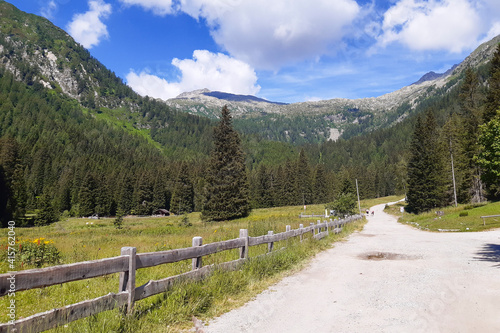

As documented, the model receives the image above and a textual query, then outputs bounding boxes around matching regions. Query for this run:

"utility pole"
[356,179,361,216]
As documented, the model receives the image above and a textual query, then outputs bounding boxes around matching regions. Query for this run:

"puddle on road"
[358,252,420,260]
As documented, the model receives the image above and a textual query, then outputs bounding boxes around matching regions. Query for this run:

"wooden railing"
[0,215,361,332]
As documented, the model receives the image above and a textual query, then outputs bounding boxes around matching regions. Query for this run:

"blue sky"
[7,0,500,103]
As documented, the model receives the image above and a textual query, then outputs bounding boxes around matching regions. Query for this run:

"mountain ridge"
[163,34,499,142]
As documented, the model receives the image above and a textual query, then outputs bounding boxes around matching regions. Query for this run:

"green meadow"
[385,200,500,232]
[0,202,369,332]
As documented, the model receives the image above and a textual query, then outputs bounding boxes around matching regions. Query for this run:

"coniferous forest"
[0,1,499,226]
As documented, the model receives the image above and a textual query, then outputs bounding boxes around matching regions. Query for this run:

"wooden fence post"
[317,220,322,233]
[324,220,329,235]
[267,231,274,253]
[310,222,315,236]
[286,225,291,232]
[239,229,249,259]
[192,236,203,270]
[299,224,304,242]
[119,247,136,314]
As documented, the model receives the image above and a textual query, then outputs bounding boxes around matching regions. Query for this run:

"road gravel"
[203,201,500,333]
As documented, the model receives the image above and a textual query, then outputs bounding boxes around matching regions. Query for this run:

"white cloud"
[121,0,360,70]
[40,0,57,20]
[198,0,361,69]
[119,0,174,16]
[67,0,112,49]
[126,50,260,100]
[378,0,484,53]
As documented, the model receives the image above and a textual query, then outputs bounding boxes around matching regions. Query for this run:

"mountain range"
[165,34,499,142]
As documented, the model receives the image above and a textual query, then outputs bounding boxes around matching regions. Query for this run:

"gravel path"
[203,201,500,333]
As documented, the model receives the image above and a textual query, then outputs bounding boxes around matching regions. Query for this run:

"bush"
[18,238,61,268]
[326,193,357,217]
[179,215,192,227]
[459,211,469,217]
[113,215,123,229]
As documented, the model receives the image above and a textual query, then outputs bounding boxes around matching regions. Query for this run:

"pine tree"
[254,164,273,208]
[201,106,250,221]
[152,172,167,210]
[133,172,153,216]
[312,163,328,204]
[272,165,285,207]
[78,173,96,217]
[282,159,299,206]
[170,163,194,214]
[117,174,134,215]
[36,192,57,226]
[0,166,9,226]
[406,110,447,213]
[296,149,313,205]
[458,67,484,202]
[484,44,500,122]
[441,114,471,204]
[476,115,500,199]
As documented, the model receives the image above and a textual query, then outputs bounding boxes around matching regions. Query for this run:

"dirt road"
[204,201,500,332]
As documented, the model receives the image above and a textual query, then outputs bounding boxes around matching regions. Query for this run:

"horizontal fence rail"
[0,215,361,332]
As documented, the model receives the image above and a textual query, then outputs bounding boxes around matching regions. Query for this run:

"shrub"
[18,238,61,268]
[113,214,123,229]
[459,211,469,217]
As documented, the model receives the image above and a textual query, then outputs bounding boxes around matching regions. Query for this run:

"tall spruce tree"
[458,67,484,202]
[476,115,500,199]
[170,163,194,214]
[484,44,500,122]
[201,106,250,221]
[296,148,313,205]
[441,114,471,204]
[406,110,447,213]
[312,163,328,204]
[78,173,96,217]
[253,164,273,208]
[282,159,299,206]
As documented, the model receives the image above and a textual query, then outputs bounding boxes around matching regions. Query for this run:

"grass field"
[384,200,500,232]
[0,202,371,332]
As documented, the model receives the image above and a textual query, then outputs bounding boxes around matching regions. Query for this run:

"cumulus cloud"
[119,0,174,16]
[377,0,486,53]
[119,0,360,70]
[126,50,260,100]
[67,0,112,49]
[40,0,57,20]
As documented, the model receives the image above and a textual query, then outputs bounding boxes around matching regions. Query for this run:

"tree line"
[406,46,500,213]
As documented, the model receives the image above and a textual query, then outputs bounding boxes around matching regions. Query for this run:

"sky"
[7,0,500,103]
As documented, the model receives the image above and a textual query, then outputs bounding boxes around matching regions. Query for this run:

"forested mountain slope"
[167,35,500,144]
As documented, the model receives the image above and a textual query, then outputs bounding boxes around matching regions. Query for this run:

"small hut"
[153,209,171,217]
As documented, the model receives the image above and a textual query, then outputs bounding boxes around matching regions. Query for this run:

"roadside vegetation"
[0,202,367,332]
[385,200,500,232]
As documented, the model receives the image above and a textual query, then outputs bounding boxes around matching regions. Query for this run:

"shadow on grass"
[475,244,500,268]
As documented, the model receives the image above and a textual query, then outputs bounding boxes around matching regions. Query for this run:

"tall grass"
[387,200,500,232]
[0,203,366,332]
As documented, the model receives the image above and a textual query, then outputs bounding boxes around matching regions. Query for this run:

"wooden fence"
[0,215,361,333]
